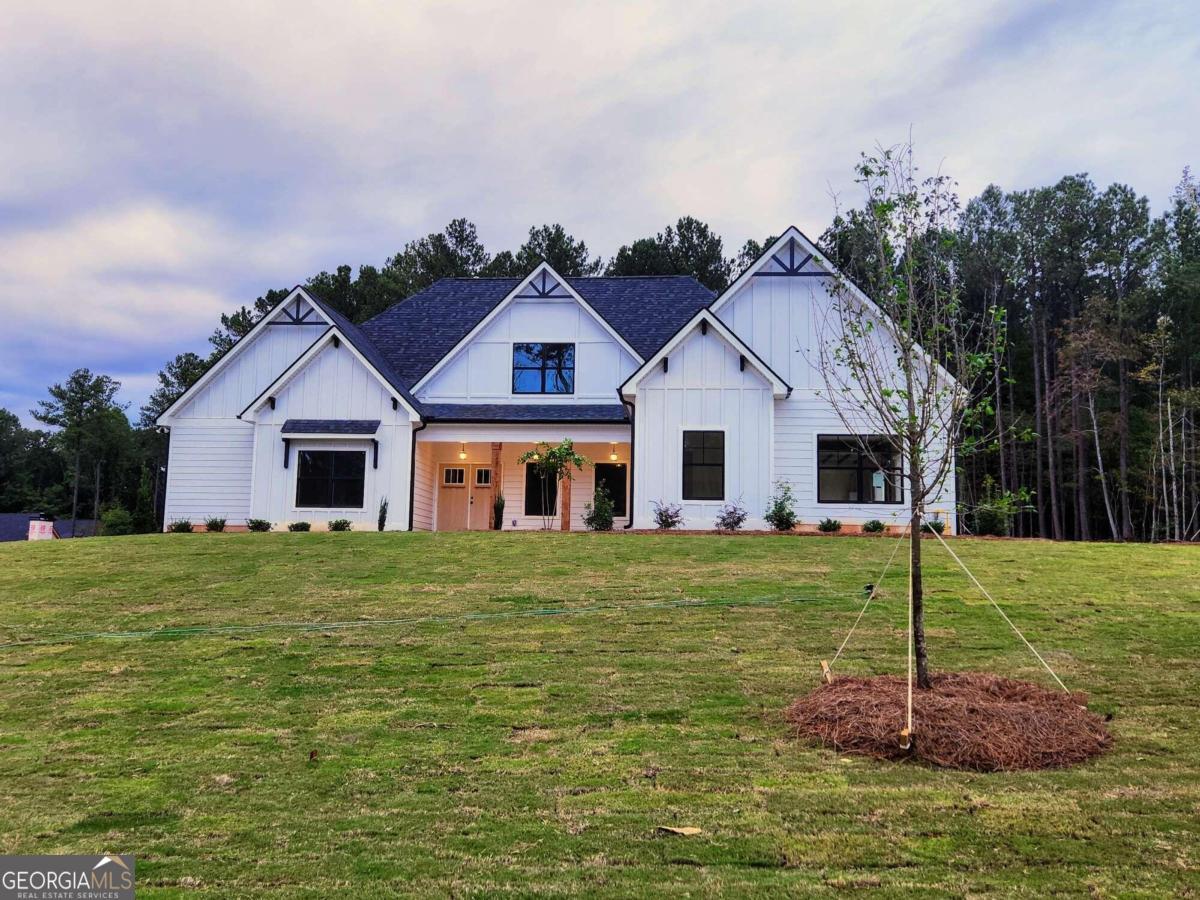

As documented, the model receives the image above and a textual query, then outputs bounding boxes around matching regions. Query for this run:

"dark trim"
[408,421,427,531]
[392,397,399,411]
[268,396,276,410]
[700,319,708,335]
[372,439,379,469]
[739,354,746,372]
[620,393,636,529]
[423,416,629,425]
[662,357,668,373]
[815,433,905,505]
[282,437,291,469]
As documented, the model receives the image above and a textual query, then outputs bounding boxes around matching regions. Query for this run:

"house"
[0,514,97,541]
[157,228,956,532]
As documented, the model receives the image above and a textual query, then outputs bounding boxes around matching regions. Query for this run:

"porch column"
[490,442,502,529]
[560,475,571,531]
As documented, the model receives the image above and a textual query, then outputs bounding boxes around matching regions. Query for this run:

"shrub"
[327,519,352,532]
[714,499,748,531]
[167,519,194,533]
[651,500,684,530]
[862,519,885,534]
[247,518,272,532]
[763,481,798,532]
[818,517,842,533]
[377,497,388,532]
[922,518,945,534]
[100,505,134,536]
[492,492,506,530]
[583,484,615,531]
[288,521,311,532]
[204,517,226,533]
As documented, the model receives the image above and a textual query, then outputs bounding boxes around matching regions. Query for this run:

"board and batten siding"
[249,340,414,530]
[162,423,255,525]
[719,272,956,530]
[633,324,774,529]
[418,292,639,404]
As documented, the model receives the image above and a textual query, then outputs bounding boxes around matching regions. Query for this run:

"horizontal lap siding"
[163,424,254,525]
[412,442,435,530]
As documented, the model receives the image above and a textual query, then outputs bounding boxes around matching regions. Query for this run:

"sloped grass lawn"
[0,532,1196,896]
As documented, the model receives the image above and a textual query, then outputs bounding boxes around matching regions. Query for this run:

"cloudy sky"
[2,0,1196,424]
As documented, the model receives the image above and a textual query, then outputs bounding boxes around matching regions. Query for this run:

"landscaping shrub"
[922,518,945,534]
[862,519,885,534]
[377,497,388,532]
[328,519,352,532]
[818,517,842,533]
[583,484,615,531]
[247,518,272,532]
[100,505,134,536]
[288,521,311,532]
[714,499,748,531]
[651,500,684,530]
[763,481,797,531]
[204,517,226,533]
[167,519,194,533]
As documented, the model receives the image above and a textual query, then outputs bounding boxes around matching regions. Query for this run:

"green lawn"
[0,532,1197,897]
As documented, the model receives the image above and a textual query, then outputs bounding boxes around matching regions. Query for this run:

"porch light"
[609,442,618,461]
[458,442,467,460]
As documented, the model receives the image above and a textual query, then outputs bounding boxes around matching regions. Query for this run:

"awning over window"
[280,419,381,436]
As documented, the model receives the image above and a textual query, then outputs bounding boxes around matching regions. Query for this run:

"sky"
[1,0,1197,426]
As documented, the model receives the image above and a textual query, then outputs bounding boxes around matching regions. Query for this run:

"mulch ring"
[785,672,1112,771]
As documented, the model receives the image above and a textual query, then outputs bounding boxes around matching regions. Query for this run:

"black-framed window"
[817,436,902,504]
[594,463,627,517]
[513,343,575,394]
[296,450,366,508]
[524,465,558,516]
[682,431,724,501]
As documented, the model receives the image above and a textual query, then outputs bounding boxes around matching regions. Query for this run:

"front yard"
[0,532,1196,895]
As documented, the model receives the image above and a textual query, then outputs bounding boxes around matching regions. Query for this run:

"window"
[682,431,724,501]
[443,467,465,485]
[594,463,627,517]
[475,468,492,486]
[524,464,558,516]
[817,436,902,504]
[296,450,366,508]
[513,343,575,394]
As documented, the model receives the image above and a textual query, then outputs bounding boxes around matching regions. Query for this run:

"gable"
[636,322,780,394]
[167,292,329,420]
[415,266,642,402]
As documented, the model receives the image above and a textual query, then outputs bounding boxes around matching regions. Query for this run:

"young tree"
[517,440,588,530]
[816,143,996,689]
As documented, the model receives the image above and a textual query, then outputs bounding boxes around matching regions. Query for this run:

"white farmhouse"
[157,228,955,532]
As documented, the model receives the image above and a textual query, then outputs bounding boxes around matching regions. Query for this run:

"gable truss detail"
[756,237,823,277]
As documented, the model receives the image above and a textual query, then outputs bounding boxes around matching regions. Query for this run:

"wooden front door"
[437,464,469,530]
[468,466,493,531]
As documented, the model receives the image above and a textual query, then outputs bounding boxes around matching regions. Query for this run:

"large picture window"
[296,450,366,508]
[513,343,575,394]
[817,436,902,504]
[524,464,559,516]
[682,431,724,501]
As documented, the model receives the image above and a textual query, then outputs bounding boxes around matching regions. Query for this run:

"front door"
[437,464,469,530]
[468,466,493,531]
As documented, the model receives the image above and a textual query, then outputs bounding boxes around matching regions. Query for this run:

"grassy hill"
[0,532,1197,896]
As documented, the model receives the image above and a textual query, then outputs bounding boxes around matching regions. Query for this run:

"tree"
[383,218,491,298]
[730,235,778,279]
[511,224,603,276]
[140,352,210,426]
[33,369,126,534]
[815,144,996,689]
[606,216,732,291]
[517,440,589,531]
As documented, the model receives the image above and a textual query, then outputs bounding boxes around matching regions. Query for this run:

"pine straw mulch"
[785,672,1112,771]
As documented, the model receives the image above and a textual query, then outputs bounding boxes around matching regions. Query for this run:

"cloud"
[0,0,1196,422]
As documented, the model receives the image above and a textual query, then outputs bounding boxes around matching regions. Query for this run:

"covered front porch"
[413,423,631,531]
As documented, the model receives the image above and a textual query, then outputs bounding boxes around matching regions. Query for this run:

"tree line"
[2,171,1196,540]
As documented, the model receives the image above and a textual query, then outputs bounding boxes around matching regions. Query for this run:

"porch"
[413,423,631,531]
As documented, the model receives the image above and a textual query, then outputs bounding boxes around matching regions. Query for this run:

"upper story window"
[513,343,575,394]
[817,436,903,504]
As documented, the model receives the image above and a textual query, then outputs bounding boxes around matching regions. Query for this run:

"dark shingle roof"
[281,419,381,435]
[421,404,628,423]
[359,276,714,389]
[0,513,39,542]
